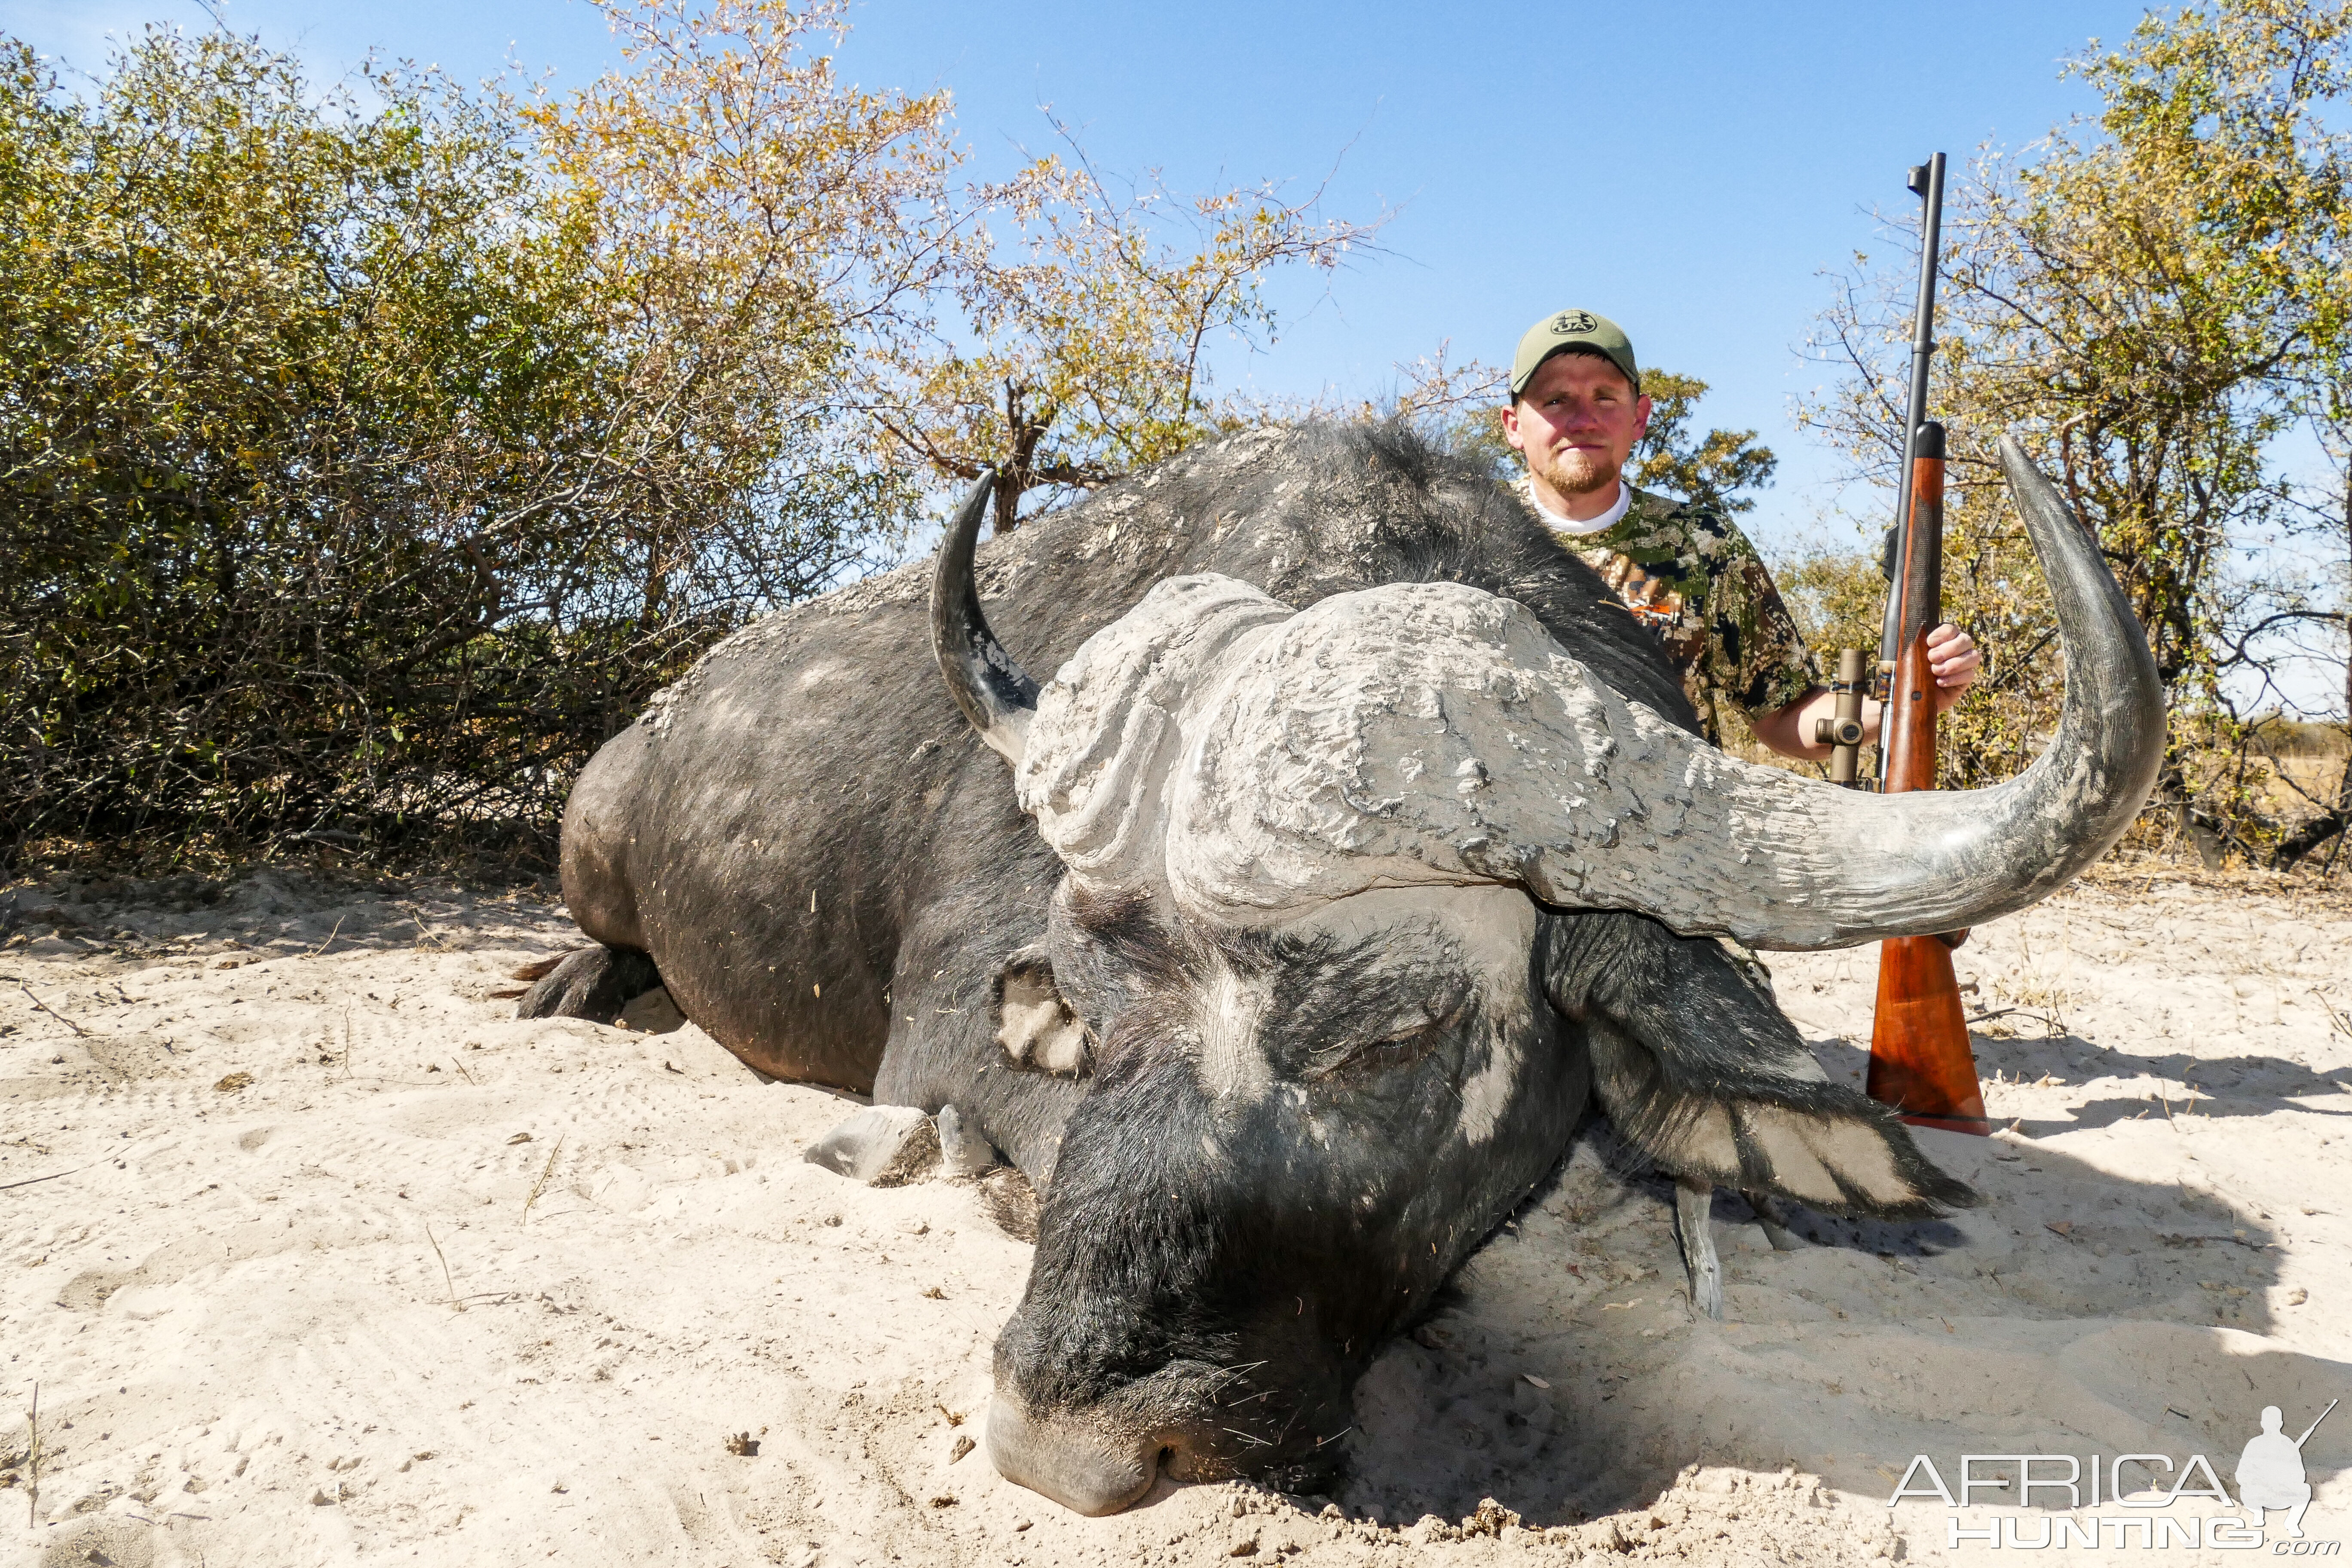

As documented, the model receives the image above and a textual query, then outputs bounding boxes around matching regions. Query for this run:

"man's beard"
[1535,444,1619,497]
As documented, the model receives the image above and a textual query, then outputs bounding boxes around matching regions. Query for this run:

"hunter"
[1502,307,1980,756]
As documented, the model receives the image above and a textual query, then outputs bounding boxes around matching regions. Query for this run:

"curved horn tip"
[1584,428,2161,949]
[930,467,1038,766]
[1997,436,2064,510]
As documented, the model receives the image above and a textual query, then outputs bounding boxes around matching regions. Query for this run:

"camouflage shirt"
[1515,476,1819,742]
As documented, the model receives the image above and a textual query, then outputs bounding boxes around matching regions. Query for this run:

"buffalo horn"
[1730,435,2166,943]
[1145,438,2162,949]
[930,469,1038,764]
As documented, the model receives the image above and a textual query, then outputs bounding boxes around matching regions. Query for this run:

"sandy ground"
[3,864,2349,1567]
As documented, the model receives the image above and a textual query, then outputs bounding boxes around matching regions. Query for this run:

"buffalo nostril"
[986,1399,1160,1516]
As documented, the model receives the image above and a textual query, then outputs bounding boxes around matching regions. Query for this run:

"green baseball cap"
[1509,308,1639,398]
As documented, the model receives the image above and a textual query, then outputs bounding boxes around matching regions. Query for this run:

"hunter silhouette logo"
[1550,309,1599,335]
[1884,1396,2339,1552]
[2240,1400,2334,1540]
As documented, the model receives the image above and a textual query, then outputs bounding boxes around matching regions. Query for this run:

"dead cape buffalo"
[522,422,2161,1515]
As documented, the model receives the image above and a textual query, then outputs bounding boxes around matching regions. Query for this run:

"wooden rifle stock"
[1865,423,1989,1134]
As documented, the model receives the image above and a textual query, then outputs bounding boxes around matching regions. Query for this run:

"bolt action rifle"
[1820,154,1990,1135]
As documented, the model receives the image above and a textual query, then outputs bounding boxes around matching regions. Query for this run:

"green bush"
[0,29,904,869]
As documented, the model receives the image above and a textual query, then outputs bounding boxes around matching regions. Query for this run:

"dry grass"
[423,1223,464,1314]
[22,1383,39,1528]
[521,1136,565,1228]
[2252,746,2349,816]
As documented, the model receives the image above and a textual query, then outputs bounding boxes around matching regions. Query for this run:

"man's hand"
[1926,622,1980,713]
[1751,622,1981,762]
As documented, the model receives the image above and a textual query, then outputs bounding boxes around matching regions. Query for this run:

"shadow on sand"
[1332,1079,2349,1532]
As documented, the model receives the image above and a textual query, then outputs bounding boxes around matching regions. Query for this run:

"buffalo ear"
[1543,912,1975,1219]
[994,945,1091,1077]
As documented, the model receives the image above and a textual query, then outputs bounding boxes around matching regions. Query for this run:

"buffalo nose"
[986,1398,1161,1516]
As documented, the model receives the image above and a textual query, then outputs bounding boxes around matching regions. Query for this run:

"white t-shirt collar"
[1523,475,1632,536]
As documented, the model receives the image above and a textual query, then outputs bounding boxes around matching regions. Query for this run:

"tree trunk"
[992,380,1053,536]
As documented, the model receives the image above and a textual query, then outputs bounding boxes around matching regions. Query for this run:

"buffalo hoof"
[937,1104,1004,1177]
[515,946,661,1023]
[803,1106,941,1186]
[986,1398,1160,1516]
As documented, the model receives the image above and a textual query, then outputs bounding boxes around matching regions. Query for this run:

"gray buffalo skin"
[531,424,1983,1513]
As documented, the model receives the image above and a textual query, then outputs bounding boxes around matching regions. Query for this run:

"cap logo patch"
[1551,310,1599,335]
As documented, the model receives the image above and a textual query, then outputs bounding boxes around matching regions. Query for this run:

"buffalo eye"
[1305,977,1472,1081]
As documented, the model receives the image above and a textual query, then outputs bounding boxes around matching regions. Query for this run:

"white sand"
[3,866,2348,1566]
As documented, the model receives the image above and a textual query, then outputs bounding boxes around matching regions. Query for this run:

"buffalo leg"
[1675,1180,1724,1320]
[1745,1189,1805,1251]
[515,945,661,1024]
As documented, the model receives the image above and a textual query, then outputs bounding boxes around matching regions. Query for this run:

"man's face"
[1503,351,1651,499]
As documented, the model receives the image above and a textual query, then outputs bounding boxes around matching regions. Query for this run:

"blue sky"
[20,0,2343,714]
[6,0,2163,562]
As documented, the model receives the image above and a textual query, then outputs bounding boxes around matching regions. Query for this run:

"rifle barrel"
[1875,152,1948,685]
[2297,1397,2338,1448]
